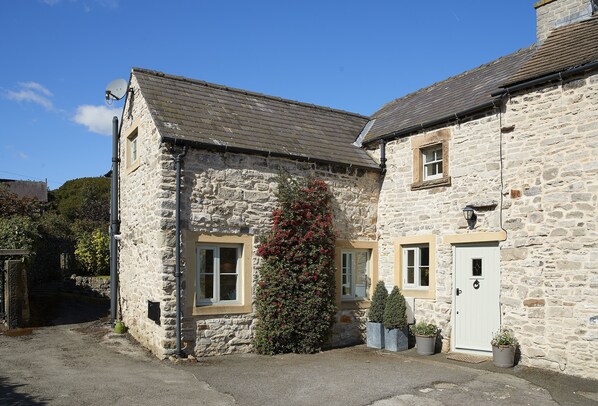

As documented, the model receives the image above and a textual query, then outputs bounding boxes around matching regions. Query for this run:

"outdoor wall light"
[463,205,476,229]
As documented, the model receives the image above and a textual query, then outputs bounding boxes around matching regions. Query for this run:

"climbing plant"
[254,176,337,354]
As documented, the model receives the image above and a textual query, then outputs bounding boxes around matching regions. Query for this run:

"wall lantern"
[463,205,476,229]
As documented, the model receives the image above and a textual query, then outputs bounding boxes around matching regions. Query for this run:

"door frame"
[445,231,506,355]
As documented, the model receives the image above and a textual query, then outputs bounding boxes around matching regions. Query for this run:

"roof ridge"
[374,46,535,115]
[131,67,369,120]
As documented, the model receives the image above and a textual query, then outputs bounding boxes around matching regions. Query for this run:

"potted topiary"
[491,328,518,368]
[383,286,408,352]
[366,281,388,349]
[410,321,440,355]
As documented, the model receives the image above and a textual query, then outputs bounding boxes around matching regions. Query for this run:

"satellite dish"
[105,79,128,101]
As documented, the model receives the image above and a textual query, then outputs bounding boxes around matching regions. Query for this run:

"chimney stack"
[534,0,596,44]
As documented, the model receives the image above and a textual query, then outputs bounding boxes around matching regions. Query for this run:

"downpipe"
[174,146,188,357]
[110,116,120,326]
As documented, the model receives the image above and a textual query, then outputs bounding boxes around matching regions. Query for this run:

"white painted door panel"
[454,243,500,352]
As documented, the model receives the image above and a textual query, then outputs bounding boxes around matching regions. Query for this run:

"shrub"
[383,286,407,330]
[491,328,519,347]
[0,215,40,254]
[410,321,440,337]
[368,281,388,323]
[74,228,110,276]
[254,176,337,354]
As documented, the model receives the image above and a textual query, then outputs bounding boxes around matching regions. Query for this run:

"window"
[402,245,430,289]
[196,244,241,305]
[341,250,370,300]
[130,134,138,164]
[394,235,436,299]
[411,128,451,190]
[422,145,443,180]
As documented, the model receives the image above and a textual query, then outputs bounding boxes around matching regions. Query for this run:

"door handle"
[456,288,462,296]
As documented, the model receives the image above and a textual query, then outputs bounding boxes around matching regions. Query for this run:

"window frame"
[402,245,430,290]
[394,235,436,299]
[196,243,242,306]
[124,120,141,175]
[422,145,443,181]
[411,128,451,190]
[341,249,371,301]
[185,232,253,316]
[335,240,378,310]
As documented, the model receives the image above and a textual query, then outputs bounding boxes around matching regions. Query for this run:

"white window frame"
[341,249,370,300]
[130,134,138,164]
[422,145,443,181]
[195,243,242,306]
[402,245,430,290]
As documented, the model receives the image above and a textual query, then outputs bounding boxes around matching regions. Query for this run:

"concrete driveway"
[1,321,597,406]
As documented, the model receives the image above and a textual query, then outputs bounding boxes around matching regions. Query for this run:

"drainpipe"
[380,139,387,174]
[174,146,188,358]
[110,116,120,326]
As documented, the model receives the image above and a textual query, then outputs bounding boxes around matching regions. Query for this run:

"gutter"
[174,146,188,358]
[161,135,381,172]
[364,101,499,146]
[491,60,598,97]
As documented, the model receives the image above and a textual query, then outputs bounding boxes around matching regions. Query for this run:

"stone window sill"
[192,304,252,316]
[411,176,451,191]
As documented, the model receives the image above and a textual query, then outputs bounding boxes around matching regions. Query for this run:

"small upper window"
[341,250,370,300]
[130,134,138,164]
[402,245,430,289]
[422,145,443,181]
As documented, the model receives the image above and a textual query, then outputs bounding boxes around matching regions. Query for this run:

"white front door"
[454,243,500,352]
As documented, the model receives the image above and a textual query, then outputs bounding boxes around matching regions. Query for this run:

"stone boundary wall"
[69,275,110,298]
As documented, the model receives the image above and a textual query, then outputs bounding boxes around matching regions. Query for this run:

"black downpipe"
[110,116,120,326]
[379,139,387,174]
[174,146,188,357]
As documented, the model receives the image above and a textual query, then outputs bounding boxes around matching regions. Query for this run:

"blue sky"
[0,1,536,189]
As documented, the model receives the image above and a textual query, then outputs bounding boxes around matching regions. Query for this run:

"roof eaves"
[363,100,500,146]
[160,135,381,171]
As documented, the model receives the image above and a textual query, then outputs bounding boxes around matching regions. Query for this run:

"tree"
[383,286,407,330]
[368,281,388,323]
[254,176,337,354]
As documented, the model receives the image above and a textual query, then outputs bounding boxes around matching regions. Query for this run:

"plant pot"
[492,345,516,368]
[384,327,408,352]
[366,322,385,349]
[415,335,436,355]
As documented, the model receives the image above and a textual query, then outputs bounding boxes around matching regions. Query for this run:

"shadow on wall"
[0,376,49,405]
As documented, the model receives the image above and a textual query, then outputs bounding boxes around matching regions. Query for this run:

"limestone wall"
[500,71,598,379]
[174,149,380,356]
[118,74,172,358]
[377,112,505,351]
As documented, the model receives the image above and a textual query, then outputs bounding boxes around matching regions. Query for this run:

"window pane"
[199,274,213,300]
[420,247,429,267]
[355,251,368,298]
[407,249,414,267]
[420,267,430,287]
[472,258,482,277]
[219,274,237,300]
[220,248,237,274]
[342,253,353,296]
[199,249,214,275]
[407,267,415,284]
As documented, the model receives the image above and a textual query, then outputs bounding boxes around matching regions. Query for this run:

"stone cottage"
[116,0,598,379]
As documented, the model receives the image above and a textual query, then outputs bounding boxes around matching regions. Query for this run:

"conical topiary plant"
[368,281,388,323]
[383,286,407,330]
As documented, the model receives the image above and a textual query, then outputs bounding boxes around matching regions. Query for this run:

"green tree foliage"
[74,228,110,276]
[254,176,337,354]
[367,281,388,323]
[383,286,407,330]
[49,177,110,222]
[0,216,41,252]
[0,184,43,218]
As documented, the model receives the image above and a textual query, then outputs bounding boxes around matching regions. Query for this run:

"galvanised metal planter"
[492,345,516,368]
[384,327,408,352]
[366,322,385,349]
[415,335,436,355]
